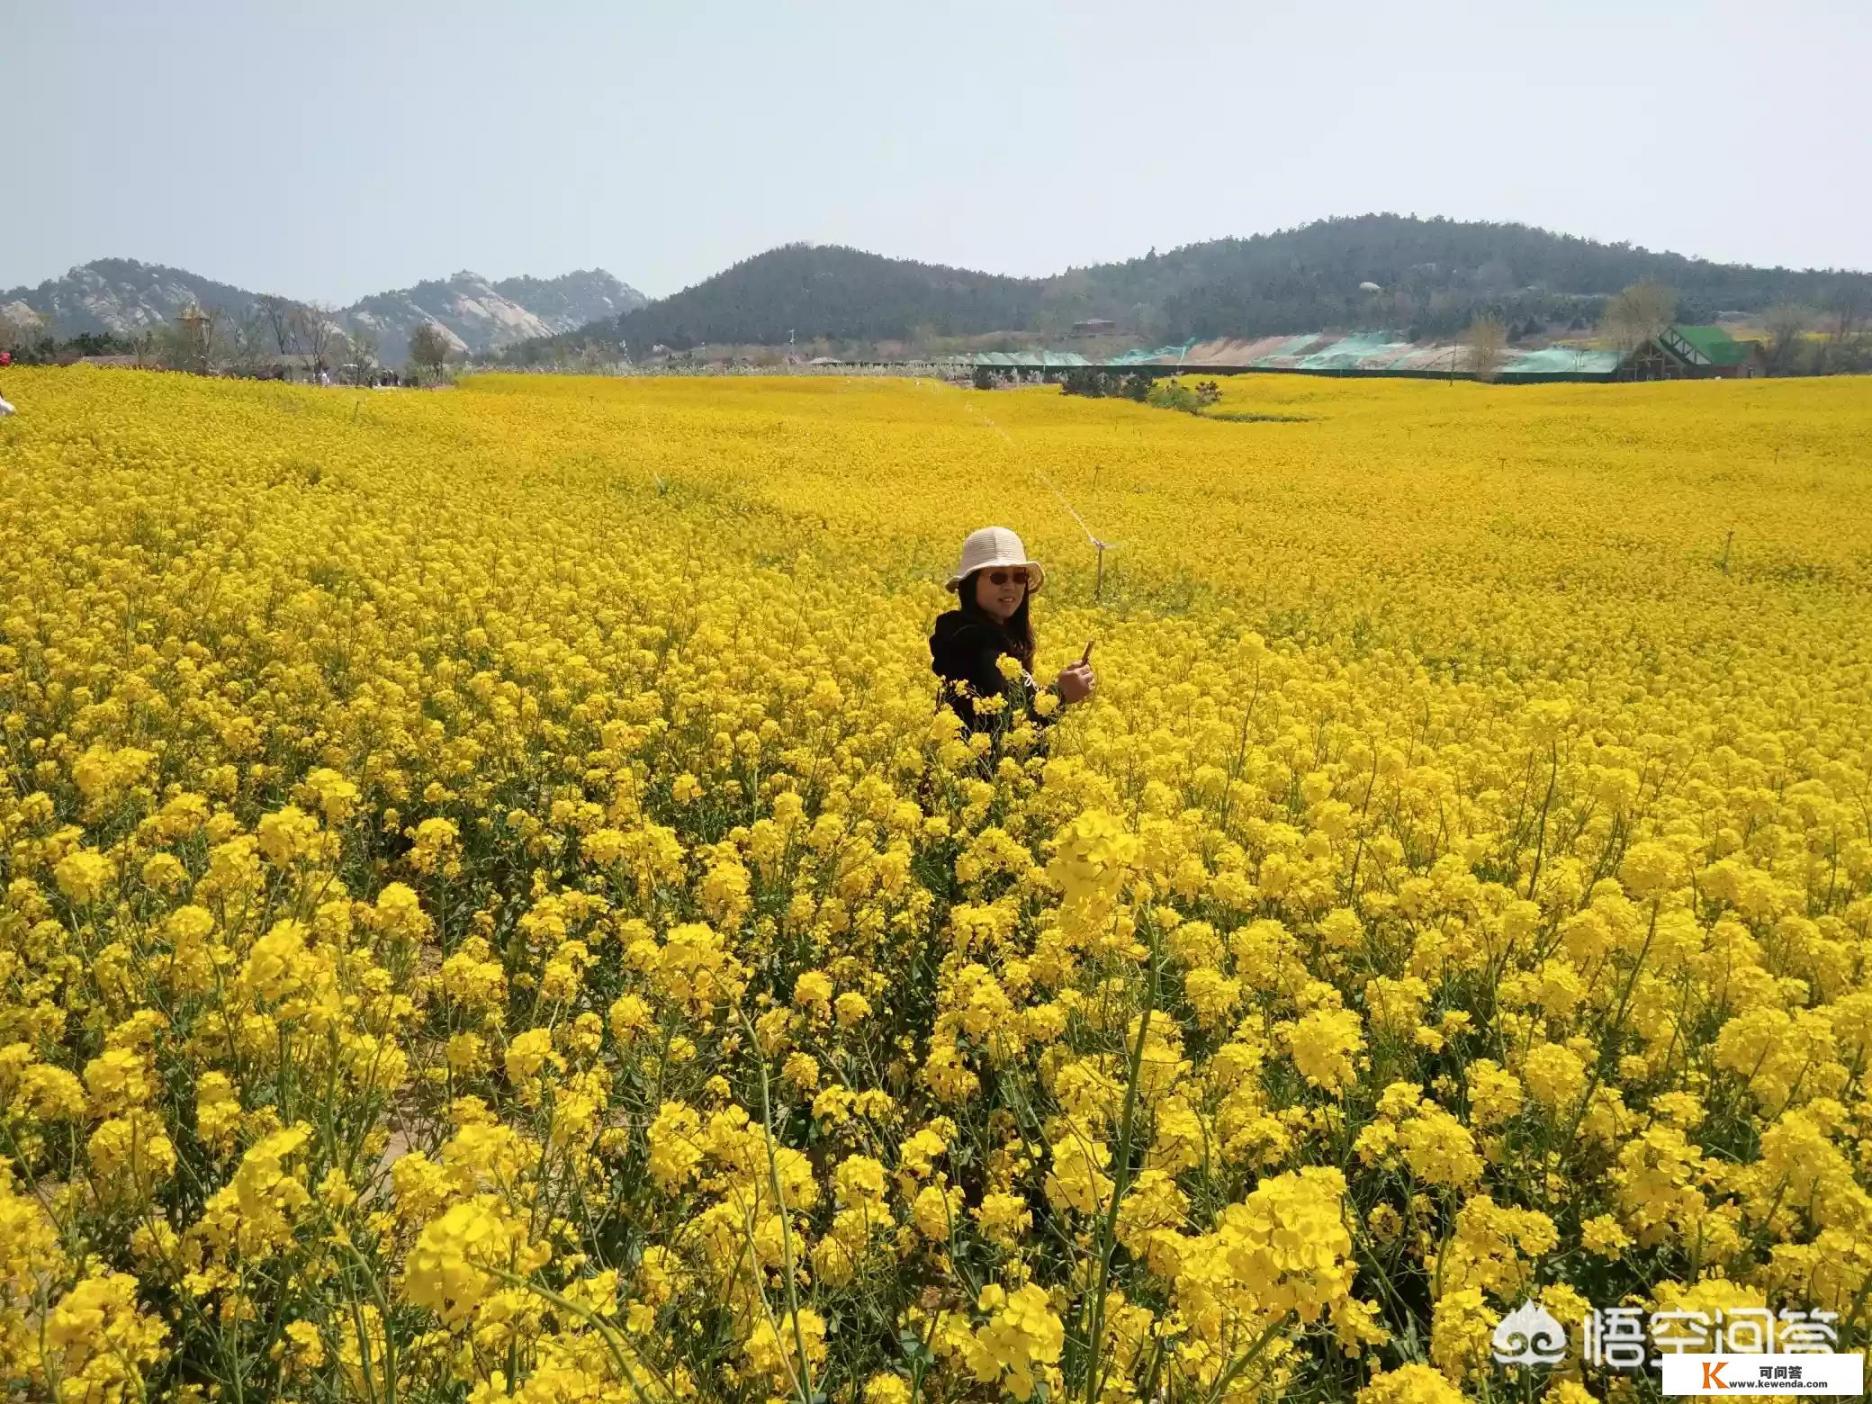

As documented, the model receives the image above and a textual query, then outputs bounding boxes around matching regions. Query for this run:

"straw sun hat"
[946,526,1045,594]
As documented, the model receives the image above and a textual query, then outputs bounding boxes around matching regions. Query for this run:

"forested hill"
[508,215,1871,359]
[537,244,1050,355]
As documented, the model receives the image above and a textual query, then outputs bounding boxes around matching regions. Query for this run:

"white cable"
[952,390,1115,552]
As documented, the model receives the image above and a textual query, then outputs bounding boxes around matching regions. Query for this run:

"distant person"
[930,527,1096,758]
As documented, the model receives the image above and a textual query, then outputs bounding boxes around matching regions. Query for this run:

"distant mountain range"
[506,215,1872,362]
[10,217,1868,370]
[0,259,646,363]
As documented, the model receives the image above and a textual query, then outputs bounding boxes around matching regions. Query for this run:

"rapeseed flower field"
[1,366,1870,1403]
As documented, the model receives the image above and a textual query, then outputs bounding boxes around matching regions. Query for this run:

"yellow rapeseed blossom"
[42,1271,168,1404]
[967,1283,1065,1402]
[2,366,1869,1400]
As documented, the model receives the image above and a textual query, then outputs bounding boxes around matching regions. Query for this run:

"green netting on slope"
[1500,347,1624,375]
[1104,344,1191,366]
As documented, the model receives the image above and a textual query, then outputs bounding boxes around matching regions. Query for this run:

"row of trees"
[1048,368,1223,411]
[1057,368,1156,400]
[1750,295,1871,375]
[0,325,135,363]
[1,302,459,380]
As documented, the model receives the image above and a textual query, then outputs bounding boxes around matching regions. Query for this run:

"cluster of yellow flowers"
[0,365,1868,1401]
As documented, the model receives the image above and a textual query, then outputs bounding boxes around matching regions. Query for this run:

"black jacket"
[929,609,1059,743]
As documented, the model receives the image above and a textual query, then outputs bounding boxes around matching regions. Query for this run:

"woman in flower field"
[929,526,1097,756]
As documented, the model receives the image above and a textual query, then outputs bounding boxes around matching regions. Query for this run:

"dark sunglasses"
[984,569,1030,587]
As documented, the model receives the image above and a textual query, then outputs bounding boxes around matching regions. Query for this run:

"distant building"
[1620,324,1763,380]
[1070,319,1117,337]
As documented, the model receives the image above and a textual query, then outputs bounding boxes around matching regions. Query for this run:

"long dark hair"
[955,570,1037,670]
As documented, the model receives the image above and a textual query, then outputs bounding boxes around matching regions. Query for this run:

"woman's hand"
[1055,661,1097,704]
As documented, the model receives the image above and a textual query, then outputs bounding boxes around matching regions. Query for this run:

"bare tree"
[223,305,273,377]
[345,323,381,384]
[1464,315,1510,382]
[1762,303,1813,375]
[258,295,298,355]
[288,302,343,376]
[1600,281,1677,351]
[1823,279,1866,345]
[0,308,36,358]
[408,322,453,378]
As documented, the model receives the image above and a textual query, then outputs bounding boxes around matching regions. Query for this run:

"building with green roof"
[1622,324,1763,380]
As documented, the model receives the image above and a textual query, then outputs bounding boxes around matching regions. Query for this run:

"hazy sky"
[5,1,1868,303]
